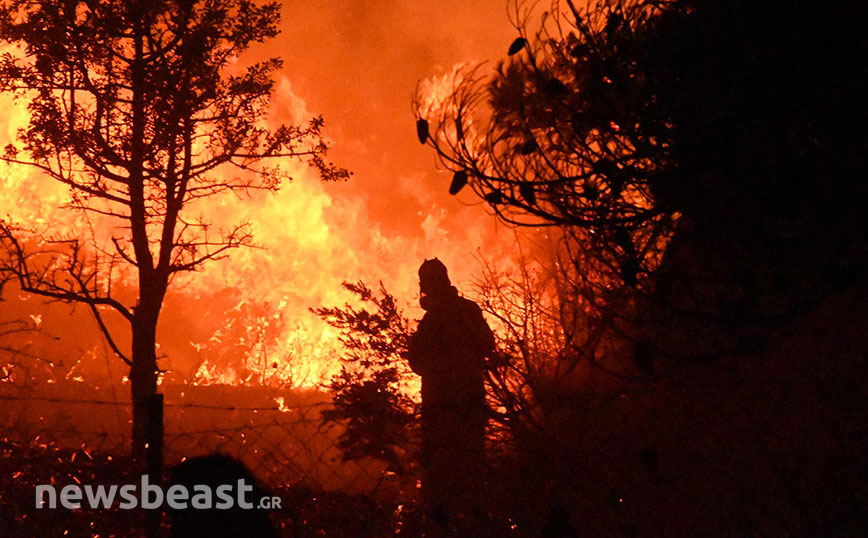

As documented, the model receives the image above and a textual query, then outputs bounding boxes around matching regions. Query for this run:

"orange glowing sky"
[273,1,516,237]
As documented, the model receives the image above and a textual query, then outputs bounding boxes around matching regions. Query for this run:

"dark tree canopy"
[416,1,670,228]
[416,0,868,321]
[414,0,679,292]
[416,0,868,231]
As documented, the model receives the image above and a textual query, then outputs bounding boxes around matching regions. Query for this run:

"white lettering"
[35,485,56,509]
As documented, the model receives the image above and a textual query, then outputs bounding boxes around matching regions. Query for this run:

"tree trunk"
[129,306,160,461]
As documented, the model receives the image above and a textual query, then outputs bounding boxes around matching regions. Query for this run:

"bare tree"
[0,0,348,458]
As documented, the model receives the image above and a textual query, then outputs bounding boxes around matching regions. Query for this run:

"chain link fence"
[0,382,419,537]
[0,386,395,496]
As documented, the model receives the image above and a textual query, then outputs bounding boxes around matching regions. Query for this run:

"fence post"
[145,393,164,538]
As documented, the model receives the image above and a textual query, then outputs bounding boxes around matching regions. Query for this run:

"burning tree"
[0,0,348,458]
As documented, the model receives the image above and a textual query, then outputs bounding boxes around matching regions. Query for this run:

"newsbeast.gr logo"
[35,474,282,510]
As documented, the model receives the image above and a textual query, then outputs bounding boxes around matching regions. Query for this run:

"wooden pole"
[145,393,164,538]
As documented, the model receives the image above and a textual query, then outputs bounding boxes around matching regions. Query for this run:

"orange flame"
[0,57,519,390]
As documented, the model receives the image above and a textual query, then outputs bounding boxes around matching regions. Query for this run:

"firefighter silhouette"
[407,258,495,531]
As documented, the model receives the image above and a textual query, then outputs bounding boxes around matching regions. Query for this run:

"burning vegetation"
[1,0,867,536]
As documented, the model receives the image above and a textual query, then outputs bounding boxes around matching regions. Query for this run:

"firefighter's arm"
[469,303,495,357]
